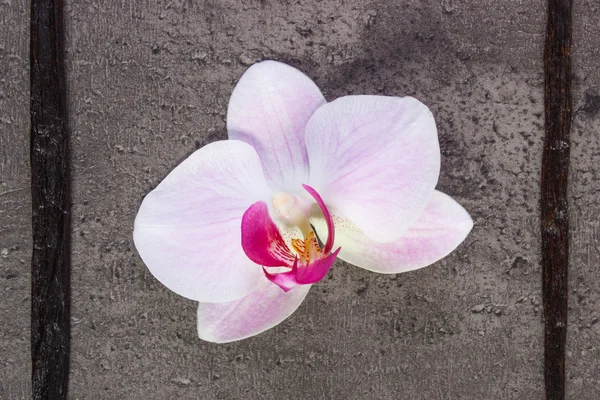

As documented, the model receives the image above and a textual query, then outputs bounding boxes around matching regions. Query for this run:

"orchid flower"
[133,61,473,343]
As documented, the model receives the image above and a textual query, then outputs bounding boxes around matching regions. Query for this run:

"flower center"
[241,184,340,292]
[271,192,312,237]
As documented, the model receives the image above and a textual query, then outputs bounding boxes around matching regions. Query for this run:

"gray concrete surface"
[2,0,600,399]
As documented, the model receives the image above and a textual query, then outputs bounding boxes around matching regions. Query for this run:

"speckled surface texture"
[2,0,600,399]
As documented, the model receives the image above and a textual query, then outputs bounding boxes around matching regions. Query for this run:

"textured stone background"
[2,0,600,399]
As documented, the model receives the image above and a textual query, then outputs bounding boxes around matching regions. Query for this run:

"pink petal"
[311,191,473,273]
[263,264,301,292]
[264,247,341,292]
[241,201,296,267]
[133,140,272,303]
[302,184,334,253]
[197,277,311,343]
[304,95,440,242]
[227,60,326,191]
[296,247,341,283]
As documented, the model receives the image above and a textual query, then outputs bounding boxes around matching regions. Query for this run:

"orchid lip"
[241,184,340,291]
[301,184,334,254]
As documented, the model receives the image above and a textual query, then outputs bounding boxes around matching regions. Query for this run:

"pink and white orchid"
[133,61,473,343]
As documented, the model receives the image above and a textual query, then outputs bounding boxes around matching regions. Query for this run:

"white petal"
[134,140,273,302]
[311,191,473,273]
[227,60,326,191]
[304,95,440,242]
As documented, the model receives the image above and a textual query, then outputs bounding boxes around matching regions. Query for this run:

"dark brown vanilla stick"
[30,0,71,398]
[542,1,572,399]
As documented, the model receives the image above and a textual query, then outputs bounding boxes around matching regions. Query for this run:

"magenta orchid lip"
[133,60,473,343]
[241,184,339,292]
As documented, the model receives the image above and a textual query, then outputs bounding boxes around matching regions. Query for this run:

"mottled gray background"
[2,0,600,399]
